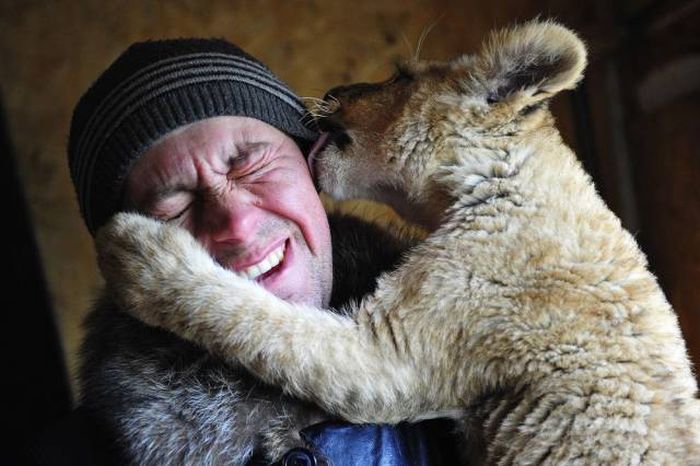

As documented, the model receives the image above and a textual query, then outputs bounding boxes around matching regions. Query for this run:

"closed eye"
[166,204,191,223]
[229,142,272,177]
[144,190,195,223]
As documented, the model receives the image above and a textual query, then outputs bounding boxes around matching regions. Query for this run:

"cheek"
[259,163,331,258]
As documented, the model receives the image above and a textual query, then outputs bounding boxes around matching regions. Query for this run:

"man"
[67,39,456,464]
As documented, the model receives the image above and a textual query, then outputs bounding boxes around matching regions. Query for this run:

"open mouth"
[238,240,287,281]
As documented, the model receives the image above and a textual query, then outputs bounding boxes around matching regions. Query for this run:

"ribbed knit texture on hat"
[68,38,317,235]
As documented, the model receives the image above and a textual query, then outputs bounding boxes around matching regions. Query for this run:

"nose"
[196,188,264,249]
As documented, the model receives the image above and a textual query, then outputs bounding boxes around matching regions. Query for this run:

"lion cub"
[98,21,700,464]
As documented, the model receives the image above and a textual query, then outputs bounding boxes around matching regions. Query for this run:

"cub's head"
[310,20,586,223]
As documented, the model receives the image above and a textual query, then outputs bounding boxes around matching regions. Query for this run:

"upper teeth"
[240,244,285,280]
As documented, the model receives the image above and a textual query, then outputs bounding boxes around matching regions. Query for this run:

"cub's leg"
[98,213,433,424]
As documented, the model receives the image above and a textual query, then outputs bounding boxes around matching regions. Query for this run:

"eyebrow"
[221,142,272,170]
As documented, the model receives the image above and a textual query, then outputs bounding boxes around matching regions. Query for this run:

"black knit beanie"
[68,38,318,236]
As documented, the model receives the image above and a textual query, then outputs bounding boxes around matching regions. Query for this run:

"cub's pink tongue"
[307,132,329,178]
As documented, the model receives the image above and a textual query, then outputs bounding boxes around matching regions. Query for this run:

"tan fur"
[98,21,700,464]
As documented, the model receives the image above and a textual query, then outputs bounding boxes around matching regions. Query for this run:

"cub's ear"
[475,20,587,108]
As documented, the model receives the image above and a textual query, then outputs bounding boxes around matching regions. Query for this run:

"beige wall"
[0,0,625,397]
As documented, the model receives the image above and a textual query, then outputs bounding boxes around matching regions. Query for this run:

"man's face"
[124,116,333,307]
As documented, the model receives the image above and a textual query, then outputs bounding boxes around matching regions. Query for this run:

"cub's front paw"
[95,212,214,327]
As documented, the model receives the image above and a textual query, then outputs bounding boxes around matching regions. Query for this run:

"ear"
[476,20,587,107]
